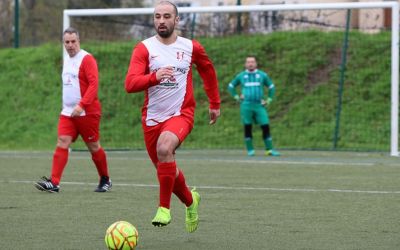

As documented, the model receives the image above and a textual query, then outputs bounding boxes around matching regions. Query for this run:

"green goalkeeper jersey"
[228,69,275,103]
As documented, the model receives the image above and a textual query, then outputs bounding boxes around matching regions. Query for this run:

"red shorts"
[57,115,101,143]
[143,115,194,165]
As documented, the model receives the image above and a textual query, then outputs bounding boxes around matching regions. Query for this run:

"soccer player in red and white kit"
[35,27,111,193]
[125,1,221,232]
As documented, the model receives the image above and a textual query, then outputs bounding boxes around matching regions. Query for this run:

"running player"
[125,1,220,233]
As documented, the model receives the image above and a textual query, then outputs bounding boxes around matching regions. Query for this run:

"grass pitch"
[0,150,399,249]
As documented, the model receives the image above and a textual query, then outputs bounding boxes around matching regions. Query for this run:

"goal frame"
[63,1,399,156]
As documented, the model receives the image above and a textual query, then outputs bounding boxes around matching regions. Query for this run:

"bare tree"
[2,0,146,47]
[0,0,13,47]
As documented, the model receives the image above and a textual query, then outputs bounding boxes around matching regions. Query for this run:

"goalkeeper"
[228,55,280,156]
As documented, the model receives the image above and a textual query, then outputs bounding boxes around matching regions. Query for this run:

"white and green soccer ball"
[105,221,139,250]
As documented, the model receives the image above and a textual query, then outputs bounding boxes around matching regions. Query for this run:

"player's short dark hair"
[63,27,80,39]
[156,1,179,16]
[246,55,257,61]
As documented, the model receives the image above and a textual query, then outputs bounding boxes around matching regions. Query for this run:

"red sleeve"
[192,40,221,110]
[125,42,158,93]
[79,54,98,109]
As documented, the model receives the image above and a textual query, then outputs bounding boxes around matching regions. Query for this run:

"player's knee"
[57,136,72,149]
[86,142,101,153]
[157,132,179,160]
[156,143,173,159]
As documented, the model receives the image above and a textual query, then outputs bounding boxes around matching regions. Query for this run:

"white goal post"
[63,1,399,156]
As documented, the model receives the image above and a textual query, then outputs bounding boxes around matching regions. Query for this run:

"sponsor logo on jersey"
[158,75,178,89]
[152,66,188,75]
[62,73,76,86]
[150,55,159,60]
[244,82,261,87]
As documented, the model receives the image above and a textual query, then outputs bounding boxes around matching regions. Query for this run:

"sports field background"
[1,149,399,249]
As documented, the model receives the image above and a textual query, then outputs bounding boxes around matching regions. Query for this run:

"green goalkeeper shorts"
[240,102,269,125]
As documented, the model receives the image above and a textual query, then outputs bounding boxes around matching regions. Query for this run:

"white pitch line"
[190,158,375,166]
[0,154,377,167]
[11,180,400,194]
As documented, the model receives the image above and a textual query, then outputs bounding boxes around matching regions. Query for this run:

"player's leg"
[241,103,255,156]
[143,122,172,226]
[151,130,178,227]
[35,116,76,193]
[79,115,111,192]
[86,141,112,192]
[173,169,200,233]
[161,116,201,232]
[144,124,179,214]
[151,116,200,230]
[51,135,73,185]
[162,116,194,206]
[260,124,280,156]
[172,167,200,233]
[173,169,193,206]
[244,124,254,156]
[255,106,280,156]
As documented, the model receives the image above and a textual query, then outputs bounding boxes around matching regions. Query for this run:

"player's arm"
[192,45,221,125]
[192,40,220,111]
[264,73,276,105]
[228,75,241,101]
[78,54,98,110]
[125,43,159,93]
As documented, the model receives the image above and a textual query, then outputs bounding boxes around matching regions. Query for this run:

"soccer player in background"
[228,56,280,157]
[125,1,220,232]
[34,27,112,193]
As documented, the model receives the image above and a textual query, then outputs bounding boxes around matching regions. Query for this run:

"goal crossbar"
[63,2,399,156]
[64,2,397,17]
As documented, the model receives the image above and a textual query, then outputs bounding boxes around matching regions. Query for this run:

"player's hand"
[266,97,273,106]
[156,66,174,81]
[234,95,240,102]
[209,108,221,125]
[71,105,84,117]
[262,98,273,106]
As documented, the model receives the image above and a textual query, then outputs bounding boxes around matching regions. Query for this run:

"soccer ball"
[105,221,139,250]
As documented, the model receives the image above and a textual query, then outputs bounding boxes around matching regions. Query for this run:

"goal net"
[63,2,399,155]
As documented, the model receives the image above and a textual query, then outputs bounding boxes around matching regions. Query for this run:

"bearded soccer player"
[228,56,280,157]
[34,27,111,193]
[125,1,220,233]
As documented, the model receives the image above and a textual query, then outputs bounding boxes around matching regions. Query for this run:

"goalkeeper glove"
[266,97,273,106]
[234,95,240,102]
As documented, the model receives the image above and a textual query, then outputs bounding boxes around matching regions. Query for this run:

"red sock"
[173,168,193,207]
[157,162,177,209]
[50,147,69,185]
[91,148,109,178]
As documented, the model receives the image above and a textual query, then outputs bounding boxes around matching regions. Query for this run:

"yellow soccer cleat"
[152,207,171,227]
[186,188,201,233]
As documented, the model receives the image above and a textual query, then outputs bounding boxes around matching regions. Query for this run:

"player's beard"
[157,25,174,38]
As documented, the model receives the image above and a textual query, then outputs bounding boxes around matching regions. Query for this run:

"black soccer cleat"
[34,176,60,193]
[94,176,112,192]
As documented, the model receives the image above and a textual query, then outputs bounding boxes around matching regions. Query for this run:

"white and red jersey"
[61,49,101,116]
[125,36,220,126]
